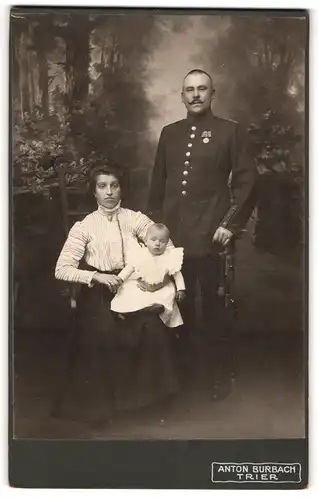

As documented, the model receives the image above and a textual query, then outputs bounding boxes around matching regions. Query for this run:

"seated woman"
[54,160,178,424]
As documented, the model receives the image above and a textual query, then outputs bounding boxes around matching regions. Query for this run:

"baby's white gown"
[111,242,184,328]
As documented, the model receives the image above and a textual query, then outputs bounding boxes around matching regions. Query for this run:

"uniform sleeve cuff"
[221,204,238,228]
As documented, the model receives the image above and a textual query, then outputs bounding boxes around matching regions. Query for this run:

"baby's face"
[146,228,169,255]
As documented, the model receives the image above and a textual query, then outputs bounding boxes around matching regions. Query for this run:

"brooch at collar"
[201,130,212,144]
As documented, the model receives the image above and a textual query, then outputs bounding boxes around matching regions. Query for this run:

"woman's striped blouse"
[55,207,158,285]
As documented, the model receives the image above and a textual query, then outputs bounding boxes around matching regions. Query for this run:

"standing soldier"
[147,69,257,399]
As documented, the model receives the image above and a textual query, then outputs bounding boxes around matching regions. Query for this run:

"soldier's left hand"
[213,227,233,247]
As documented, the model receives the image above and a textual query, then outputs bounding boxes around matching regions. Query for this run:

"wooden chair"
[56,164,92,305]
[50,164,90,418]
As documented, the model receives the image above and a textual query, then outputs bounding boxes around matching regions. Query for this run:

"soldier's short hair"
[184,69,213,86]
[147,223,170,240]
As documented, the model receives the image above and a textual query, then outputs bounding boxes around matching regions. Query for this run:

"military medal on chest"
[201,130,212,144]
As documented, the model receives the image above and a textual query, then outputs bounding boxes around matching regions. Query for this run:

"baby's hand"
[176,290,186,303]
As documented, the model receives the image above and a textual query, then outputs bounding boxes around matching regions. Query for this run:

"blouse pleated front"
[55,206,155,284]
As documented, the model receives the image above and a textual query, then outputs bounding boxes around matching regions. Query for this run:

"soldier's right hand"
[213,226,233,247]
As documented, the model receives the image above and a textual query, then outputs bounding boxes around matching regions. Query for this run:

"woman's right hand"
[137,274,170,292]
[92,273,123,293]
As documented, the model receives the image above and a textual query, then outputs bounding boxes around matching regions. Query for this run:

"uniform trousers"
[177,251,234,387]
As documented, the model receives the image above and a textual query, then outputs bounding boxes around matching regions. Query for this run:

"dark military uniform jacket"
[147,110,258,258]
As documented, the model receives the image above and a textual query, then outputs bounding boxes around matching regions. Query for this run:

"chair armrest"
[69,283,82,310]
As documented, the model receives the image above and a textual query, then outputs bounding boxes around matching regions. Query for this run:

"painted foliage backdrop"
[11,10,307,326]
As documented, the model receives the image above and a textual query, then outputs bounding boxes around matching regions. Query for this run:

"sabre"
[216,238,238,383]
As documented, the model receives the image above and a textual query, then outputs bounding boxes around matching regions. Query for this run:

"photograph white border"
[1,1,316,498]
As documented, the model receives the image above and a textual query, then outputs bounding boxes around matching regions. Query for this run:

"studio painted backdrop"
[11,9,307,440]
[12,11,305,203]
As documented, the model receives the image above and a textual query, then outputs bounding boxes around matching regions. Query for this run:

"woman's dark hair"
[88,159,128,199]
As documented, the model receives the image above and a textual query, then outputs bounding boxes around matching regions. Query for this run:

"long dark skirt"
[55,282,179,422]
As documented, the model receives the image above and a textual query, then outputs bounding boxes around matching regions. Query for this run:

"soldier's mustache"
[190,100,203,104]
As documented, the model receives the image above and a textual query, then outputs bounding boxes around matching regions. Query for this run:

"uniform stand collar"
[186,109,214,125]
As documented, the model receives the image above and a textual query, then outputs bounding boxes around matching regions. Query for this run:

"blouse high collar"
[97,201,121,220]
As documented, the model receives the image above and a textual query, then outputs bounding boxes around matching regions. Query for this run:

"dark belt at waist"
[80,262,122,276]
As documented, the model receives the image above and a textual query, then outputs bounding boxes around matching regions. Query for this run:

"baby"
[111,223,186,327]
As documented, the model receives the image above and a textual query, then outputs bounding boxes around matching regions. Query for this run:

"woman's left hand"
[137,274,170,292]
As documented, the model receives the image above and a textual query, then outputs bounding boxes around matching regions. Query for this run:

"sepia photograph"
[11,7,307,448]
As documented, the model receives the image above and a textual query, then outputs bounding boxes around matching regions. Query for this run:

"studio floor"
[12,229,306,440]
